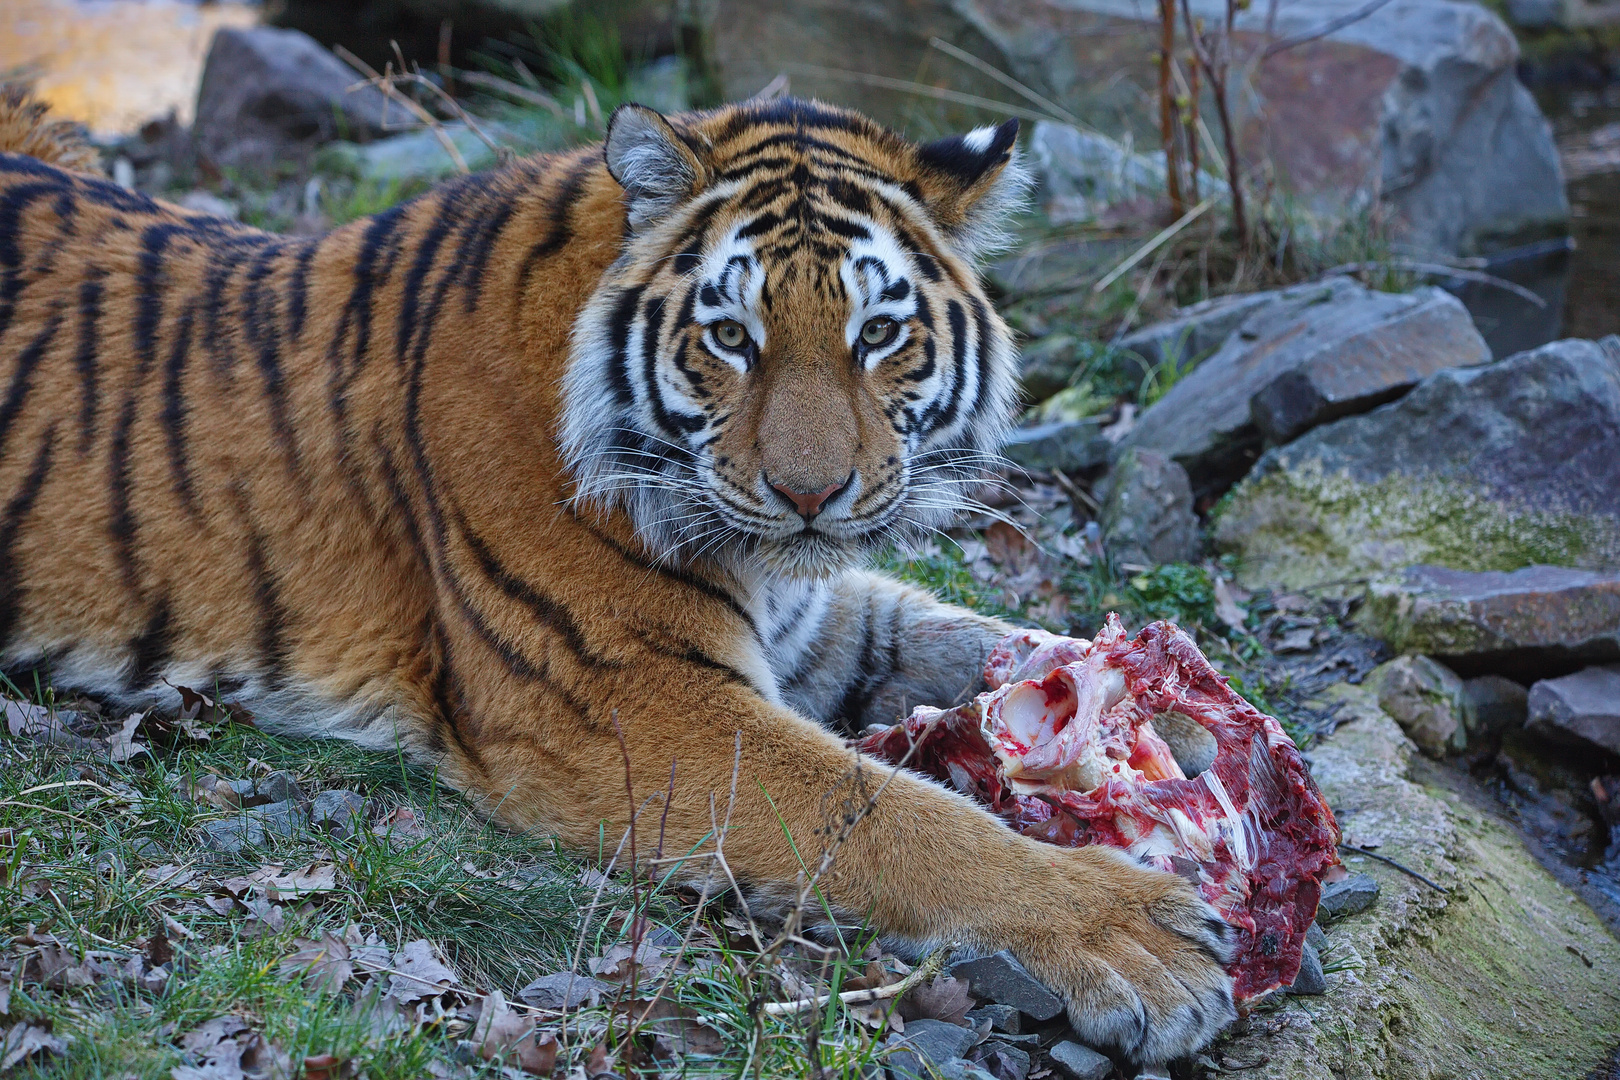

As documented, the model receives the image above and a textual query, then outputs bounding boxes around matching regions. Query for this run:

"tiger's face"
[561,99,1026,579]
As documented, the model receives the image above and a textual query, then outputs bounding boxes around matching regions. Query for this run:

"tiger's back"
[0,91,1240,1066]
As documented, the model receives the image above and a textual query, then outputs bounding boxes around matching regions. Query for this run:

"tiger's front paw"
[1003,846,1237,1065]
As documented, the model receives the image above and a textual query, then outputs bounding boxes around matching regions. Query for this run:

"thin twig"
[1338,843,1449,894]
[780,64,1059,126]
[1262,0,1397,58]
[333,44,469,174]
[761,941,956,1015]
[1093,196,1215,293]
[927,37,1085,128]
[1324,260,1547,308]
[456,70,566,118]
[749,74,791,101]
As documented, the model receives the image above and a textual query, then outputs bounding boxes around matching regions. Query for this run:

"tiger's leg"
[452,635,1236,1067]
[769,569,1010,731]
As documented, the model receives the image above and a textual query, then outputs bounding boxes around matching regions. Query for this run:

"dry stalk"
[760,941,956,1016]
[457,70,567,118]
[1093,196,1215,293]
[333,44,469,174]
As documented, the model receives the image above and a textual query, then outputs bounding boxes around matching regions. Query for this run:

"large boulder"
[1357,565,1620,678]
[1205,682,1620,1079]
[706,0,1566,258]
[193,27,392,173]
[1215,337,1620,593]
[1115,279,1490,499]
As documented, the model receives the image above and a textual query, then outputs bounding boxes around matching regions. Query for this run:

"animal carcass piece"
[854,617,1340,1001]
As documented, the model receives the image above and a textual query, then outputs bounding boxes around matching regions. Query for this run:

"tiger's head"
[561,98,1026,579]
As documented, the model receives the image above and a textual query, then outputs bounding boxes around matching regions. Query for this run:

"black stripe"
[517,158,592,293]
[922,300,969,433]
[0,305,64,465]
[576,513,757,638]
[969,297,995,419]
[242,243,301,478]
[286,239,317,340]
[127,596,173,691]
[831,597,879,724]
[108,392,141,594]
[135,223,190,373]
[241,510,290,689]
[74,268,105,456]
[0,423,56,651]
[397,191,462,367]
[458,181,519,312]
[160,303,199,514]
[0,177,71,345]
[451,504,609,669]
[606,284,644,409]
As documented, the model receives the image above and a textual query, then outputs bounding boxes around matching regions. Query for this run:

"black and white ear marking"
[914,118,1030,265]
[603,104,707,231]
[917,118,1020,186]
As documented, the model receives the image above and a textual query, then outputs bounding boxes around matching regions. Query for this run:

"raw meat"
[855,616,1340,1001]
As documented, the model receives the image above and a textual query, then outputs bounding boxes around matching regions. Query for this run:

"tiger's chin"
[749,530,870,580]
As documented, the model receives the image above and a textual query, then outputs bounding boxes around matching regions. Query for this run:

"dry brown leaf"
[627,996,726,1057]
[143,864,201,889]
[0,1022,66,1072]
[190,775,242,811]
[172,1015,290,1080]
[896,975,973,1025]
[300,1054,351,1080]
[1212,575,1249,632]
[370,806,425,840]
[106,712,149,763]
[249,862,338,901]
[2,699,98,750]
[280,933,353,992]
[386,940,459,1004]
[239,898,285,937]
[472,990,559,1075]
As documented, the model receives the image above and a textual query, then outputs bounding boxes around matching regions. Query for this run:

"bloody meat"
[854,616,1341,1001]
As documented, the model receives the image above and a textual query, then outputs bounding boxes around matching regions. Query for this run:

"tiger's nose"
[769,476,848,519]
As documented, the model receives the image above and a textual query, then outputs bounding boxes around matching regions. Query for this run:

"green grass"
[0,682,929,1079]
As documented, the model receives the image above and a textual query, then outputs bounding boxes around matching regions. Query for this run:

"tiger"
[0,88,1234,1062]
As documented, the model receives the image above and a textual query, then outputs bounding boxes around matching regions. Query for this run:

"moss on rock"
[1211,459,1618,593]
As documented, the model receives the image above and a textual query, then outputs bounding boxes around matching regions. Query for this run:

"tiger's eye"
[714,320,748,350]
[861,317,898,347]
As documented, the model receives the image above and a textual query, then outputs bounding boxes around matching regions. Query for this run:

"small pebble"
[1317,872,1380,922]
[1047,1040,1111,1080]
[1287,942,1327,995]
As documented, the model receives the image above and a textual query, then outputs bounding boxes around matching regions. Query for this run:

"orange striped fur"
[0,92,1233,1062]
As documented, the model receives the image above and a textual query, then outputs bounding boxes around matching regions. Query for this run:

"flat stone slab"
[1216,337,1620,593]
[1118,279,1488,498]
[1358,564,1620,677]
[948,950,1065,1021]
[1097,448,1198,566]
[198,799,309,853]
[886,1018,979,1079]
[1526,666,1620,755]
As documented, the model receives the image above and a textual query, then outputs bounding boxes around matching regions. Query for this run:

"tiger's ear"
[913,119,1029,265]
[604,104,710,232]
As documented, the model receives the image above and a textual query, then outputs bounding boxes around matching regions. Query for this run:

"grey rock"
[198,799,309,853]
[1462,674,1530,738]
[1359,565,1620,678]
[1120,279,1488,497]
[1001,420,1109,475]
[1507,0,1567,26]
[1286,942,1328,995]
[977,1042,1030,1080]
[965,1004,1021,1034]
[939,1059,999,1080]
[236,771,306,807]
[887,1020,979,1079]
[1306,922,1328,951]
[1047,1040,1112,1080]
[1030,122,1223,224]
[1526,666,1620,756]
[516,971,610,1010]
[1317,872,1380,922]
[948,951,1064,1021]
[705,0,1565,258]
[1371,655,1469,757]
[1115,291,1280,372]
[1019,334,1081,404]
[310,790,367,836]
[1217,338,1620,594]
[1097,448,1198,566]
[193,28,391,173]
